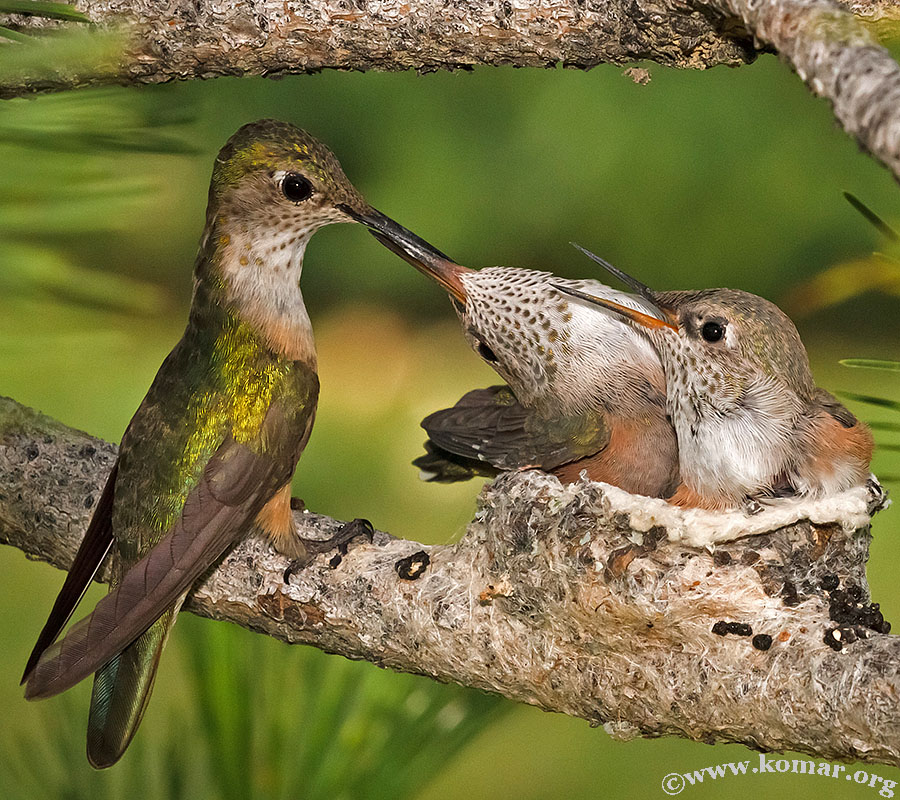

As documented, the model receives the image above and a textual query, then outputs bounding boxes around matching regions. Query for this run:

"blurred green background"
[1,46,899,799]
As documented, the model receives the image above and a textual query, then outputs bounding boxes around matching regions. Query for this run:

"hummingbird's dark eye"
[281,173,313,203]
[475,337,498,363]
[701,321,725,343]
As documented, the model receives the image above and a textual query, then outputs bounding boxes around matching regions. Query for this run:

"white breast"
[675,373,799,501]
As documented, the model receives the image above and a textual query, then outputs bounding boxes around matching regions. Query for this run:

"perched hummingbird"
[369,234,680,497]
[21,119,434,768]
[553,253,875,510]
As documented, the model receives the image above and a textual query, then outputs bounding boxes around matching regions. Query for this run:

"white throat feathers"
[219,226,317,365]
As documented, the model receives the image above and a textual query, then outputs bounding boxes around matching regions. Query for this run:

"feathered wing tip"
[412,440,498,483]
[421,385,611,473]
[26,432,290,763]
[86,604,181,769]
[22,463,118,685]
[23,451,258,702]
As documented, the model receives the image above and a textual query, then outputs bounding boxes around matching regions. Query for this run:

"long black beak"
[562,243,679,330]
[551,283,679,332]
[570,243,658,304]
[338,204,470,304]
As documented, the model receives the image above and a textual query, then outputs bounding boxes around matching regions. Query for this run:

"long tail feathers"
[86,600,183,769]
[23,436,283,765]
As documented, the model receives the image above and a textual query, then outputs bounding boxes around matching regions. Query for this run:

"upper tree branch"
[1,0,899,180]
[724,0,900,180]
[1,395,897,767]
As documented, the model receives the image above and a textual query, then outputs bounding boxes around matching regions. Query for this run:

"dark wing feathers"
[813,388,859,429]
[422,387,535,469]
[412,440,500,483]
[421,385,610,474]
[24,436,285,701]
[21,462,119,684]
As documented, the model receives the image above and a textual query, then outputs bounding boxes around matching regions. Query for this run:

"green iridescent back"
[111,302,318,565]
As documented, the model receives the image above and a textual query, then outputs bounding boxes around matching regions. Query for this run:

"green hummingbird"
[20,119,440,768]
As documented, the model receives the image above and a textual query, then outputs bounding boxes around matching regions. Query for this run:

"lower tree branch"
[1,395,897,767]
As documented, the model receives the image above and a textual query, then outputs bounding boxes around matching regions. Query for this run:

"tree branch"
[1,394,897,767]
[2,1,900,181]
[723,0,900,182]
[0,0,758,87]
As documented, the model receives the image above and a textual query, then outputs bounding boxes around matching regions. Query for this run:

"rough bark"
[0,0,900,179]
[723,0,900,181]
[2,1,898,180]
[0,0,758,86]
[1,394,897,767]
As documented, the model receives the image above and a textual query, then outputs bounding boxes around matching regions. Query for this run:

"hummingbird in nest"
[20,119,437,768]
[552,249,875,510]
[369,233,680,497]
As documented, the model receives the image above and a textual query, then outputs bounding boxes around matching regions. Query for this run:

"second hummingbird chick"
[369,233,680,498]
[554,254,874,511]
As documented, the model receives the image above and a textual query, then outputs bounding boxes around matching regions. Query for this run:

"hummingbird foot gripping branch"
[282,517,376,580]
[20,120,448,768]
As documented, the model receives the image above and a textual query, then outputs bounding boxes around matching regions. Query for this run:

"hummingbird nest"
[589,476,880,549]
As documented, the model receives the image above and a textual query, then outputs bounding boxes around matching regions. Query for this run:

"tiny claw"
[866,477,889,515]
[743,496,766,516]
[283,559,304,583]
[282,518,375,581]
[308,517,375,556]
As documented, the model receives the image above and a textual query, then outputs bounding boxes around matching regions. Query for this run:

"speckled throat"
[196,211,338,367]
[458,266,667,417]
[653,330,801,503]
[657,333,727,434]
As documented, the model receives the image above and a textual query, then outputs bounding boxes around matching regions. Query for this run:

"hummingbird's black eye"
[701,321,725,342]
[281,173,313,203]
[475,337,498,363]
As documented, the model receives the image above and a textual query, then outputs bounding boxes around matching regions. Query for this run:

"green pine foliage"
[840,359,900,484]
[3,619,505,800]
[0,1,89,47]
